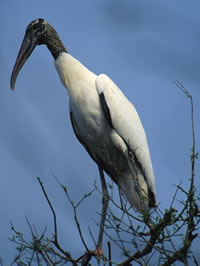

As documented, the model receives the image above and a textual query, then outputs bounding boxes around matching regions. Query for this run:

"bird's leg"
[95,165,110,259]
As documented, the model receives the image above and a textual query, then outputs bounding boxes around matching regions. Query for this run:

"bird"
[10,18,156,256]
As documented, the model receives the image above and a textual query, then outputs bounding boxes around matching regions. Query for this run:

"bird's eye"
[33,23,38,30]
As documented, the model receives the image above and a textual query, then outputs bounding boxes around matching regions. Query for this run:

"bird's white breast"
[55,53,108,146]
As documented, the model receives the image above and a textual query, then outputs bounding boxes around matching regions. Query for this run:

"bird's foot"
[94,247,104,264]
[81,248,105,265]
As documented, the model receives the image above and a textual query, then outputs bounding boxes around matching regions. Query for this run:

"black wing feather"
[99,92,113,128]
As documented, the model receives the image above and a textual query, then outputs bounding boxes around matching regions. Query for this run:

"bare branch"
[37,177,74,262]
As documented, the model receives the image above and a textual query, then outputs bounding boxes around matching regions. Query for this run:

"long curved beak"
[10,32,38,90]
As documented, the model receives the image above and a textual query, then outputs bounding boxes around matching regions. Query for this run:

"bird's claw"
[94,247,104,263]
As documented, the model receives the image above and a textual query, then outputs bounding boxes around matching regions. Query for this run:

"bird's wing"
[70,110,97,163]
[96,74,156,196]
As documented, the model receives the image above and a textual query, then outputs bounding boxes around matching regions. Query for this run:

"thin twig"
[53,175,90,253]
[37,177,73,262]
[107,242,112,266]
[162,80,198,265]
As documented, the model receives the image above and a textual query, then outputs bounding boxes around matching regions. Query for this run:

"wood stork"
[10,18,156,255]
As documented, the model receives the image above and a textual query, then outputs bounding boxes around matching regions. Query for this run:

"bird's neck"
[41,25,67,60]
[55,53,97,100]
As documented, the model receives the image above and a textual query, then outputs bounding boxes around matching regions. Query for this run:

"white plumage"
[55,52,156,210]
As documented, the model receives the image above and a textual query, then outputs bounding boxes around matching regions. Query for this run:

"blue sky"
[1,0,200,264]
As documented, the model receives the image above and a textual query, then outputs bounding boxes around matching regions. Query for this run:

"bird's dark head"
[26,18,48,45]
[10,18,66,90]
